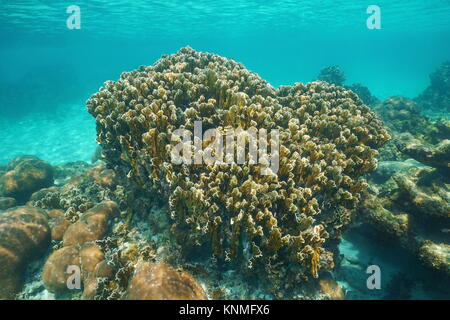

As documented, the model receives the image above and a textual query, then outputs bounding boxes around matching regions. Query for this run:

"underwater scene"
[0,0,449,302]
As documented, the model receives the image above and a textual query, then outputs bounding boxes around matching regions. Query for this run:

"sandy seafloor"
[1,100,448,300]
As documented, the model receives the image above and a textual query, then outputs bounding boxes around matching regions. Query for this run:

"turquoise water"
[0,1,449,300]
[1,1,450,163]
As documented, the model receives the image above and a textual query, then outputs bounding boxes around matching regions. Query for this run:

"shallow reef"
[343,83,379,107]
[356,93,449,279]
[372,96,450,162]
[0,156,54,204]
[316,65,379,107]
[317,66,346,87]
[0,206,50,299]
[415,61,450,114]
[1,47,448,301]
[86,46,390,290]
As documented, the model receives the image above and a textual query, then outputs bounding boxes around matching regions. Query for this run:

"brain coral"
[0,206,50,299]
[0,156,54,204]
[125,262,206,300]
[87,47,389,280]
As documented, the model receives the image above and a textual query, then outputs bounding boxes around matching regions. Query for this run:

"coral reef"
[316,66,379,106]
[373,96,450,161]
[318,278,345,300]
[0,156,54,204]
[397,134,450,174]
[374,97,441,140]
[358,90,449,279]
[125,262,206,300]
[317,66,346,86]
[29,163,123,222]
[359,164,449,276]
[344,83,379,107]
[416,61,450,113]
[86,47,389,284]
[0,206,50,299]
[41,201,119,297]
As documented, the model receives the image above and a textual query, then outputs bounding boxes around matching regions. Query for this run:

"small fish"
[441,228,450,234]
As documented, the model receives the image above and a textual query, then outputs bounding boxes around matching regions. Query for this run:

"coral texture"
[373,96,450,161]
[0,206,50,299]
[0,156,54,204]
[125,262,206,300]
[86,47,389,281]
[374,97,431,137]
[0,197,16,210]
[344,83,379,107]
[41,201,119,297]
[397,134,450,174]
[359,165,449,275]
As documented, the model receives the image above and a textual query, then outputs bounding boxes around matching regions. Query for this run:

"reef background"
[0,1,449,300]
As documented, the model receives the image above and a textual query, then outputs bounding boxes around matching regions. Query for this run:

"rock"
[0,206,50,299]
[125,262,206,300]
[0,156,54,204]
[79,243,113,299]
[418,241,450,275]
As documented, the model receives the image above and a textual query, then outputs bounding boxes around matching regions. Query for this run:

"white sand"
[0,103,97,165]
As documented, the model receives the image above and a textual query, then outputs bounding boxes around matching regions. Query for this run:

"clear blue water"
[0,0,449,300]
[1,1,449,163]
